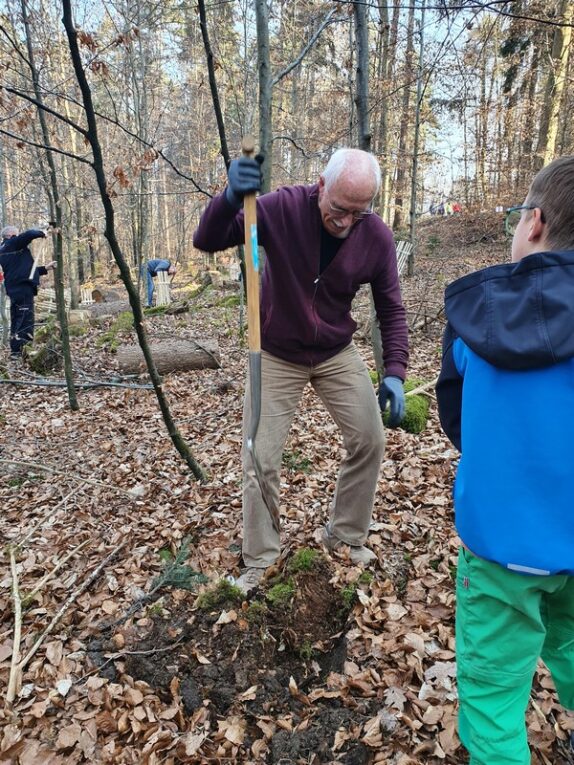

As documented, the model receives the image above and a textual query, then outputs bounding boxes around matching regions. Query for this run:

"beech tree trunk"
[535,0,574,169]
[117,339,220,375]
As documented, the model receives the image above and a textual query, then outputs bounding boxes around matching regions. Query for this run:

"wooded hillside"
[2,1,574,763]
[1,1,573,290]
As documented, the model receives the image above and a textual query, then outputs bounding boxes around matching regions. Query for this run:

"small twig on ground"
[6,547,23,707]
[5,539,127,709]
[18,486,81,547]
[75,639,187,685]
[0,378,154,390]
[405,378,438,397]
[0,458,131,494]
[23,539,91,604]
[106,639,186,661]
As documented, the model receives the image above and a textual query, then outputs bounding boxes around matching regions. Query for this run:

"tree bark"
[256,0,272,194]
[22,0,78,410]
[535,0,574,169]
[117,339,220,375]
[354,0,371,152]
[392,2,415,230]
[198,0,230,170]
[62,0,206,481]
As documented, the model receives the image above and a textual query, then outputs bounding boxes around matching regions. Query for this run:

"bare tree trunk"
[354,0,371,152]
[535,0,574,169]
[407,0,426,277]
[352,0,382,379]
[61,0,205,481]
[255,0,272,193]
[198,0,231,170]
[379,1,400,221]
[22,0,78,410]
[392,2,415,231]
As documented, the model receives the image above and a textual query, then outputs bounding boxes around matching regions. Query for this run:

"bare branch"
[272,135,314,159]
[5,548,23,707]
[272,8,339,86]
[14,540,128,692]
[48,91,213,195]
[0,128,93,165]
[4,85,88,136]
[0,378,154,389]
[0,458,132,493]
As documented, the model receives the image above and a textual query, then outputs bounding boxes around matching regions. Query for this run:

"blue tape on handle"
[250,223,259,271]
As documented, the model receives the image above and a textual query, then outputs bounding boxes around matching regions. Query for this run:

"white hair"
[322,149,381,195]
[1,225,18,239]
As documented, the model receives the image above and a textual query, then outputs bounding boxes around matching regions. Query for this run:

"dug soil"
[92,552,381,764]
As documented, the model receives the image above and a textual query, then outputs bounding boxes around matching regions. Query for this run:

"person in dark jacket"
[145,259,176,307]
[0,226,56,357]
[194,148,409,593]
[436,156,574,765]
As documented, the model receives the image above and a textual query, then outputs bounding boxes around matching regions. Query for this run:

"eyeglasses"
[325,188,374,221]
[504,205,544,236]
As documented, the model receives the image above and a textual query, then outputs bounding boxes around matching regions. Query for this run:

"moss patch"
[382,377,431,434]
[266,581,296,608]
[288,548,322,573]
[196,579,244,610]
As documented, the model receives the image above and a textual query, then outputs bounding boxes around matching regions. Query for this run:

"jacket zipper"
[312,275,321,346]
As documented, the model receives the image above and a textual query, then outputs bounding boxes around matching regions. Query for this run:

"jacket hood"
[445,250,574,369]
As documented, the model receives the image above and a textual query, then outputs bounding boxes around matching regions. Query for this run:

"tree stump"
[88,300,131,319]
[116,339,220,374]
[92,287,123,303]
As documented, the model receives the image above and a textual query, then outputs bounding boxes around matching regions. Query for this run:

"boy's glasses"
[504,205,542,236]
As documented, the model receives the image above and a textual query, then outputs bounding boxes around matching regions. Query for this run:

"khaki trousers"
[242,344,386,567]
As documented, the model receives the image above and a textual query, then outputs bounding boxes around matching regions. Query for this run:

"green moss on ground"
[381,377,431,434]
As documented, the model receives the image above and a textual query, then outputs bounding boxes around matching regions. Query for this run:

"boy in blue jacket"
[436,156,574,764]
[0,226,56,357]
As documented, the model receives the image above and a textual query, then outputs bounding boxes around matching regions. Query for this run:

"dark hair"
[527,156,574,250]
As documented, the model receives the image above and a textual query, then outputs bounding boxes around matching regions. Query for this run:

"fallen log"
[116,339,221,374]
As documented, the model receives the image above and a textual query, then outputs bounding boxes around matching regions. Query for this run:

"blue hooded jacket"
[0,230,47,300]
[436,250,574,576]
[147,259,171,276]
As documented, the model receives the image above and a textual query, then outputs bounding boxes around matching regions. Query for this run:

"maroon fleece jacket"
[193,183,408,378]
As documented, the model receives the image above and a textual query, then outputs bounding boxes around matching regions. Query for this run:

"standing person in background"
[194,147,409,594]
[436,156,574,765]
[145,259,176,308]
[0,225,56,358]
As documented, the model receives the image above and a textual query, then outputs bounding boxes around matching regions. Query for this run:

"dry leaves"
[0,224,568,763]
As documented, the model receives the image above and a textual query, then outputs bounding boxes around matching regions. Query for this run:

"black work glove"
[378,375,406,428]
[225,155,264,209]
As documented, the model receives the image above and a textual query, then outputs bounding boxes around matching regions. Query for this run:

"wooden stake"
[6,547,23,706]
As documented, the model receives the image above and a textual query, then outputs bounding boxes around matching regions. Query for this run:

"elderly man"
[193,148,409,593]
[0,226,56,357]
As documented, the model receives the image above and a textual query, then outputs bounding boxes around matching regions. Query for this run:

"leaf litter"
[1,215,572,764]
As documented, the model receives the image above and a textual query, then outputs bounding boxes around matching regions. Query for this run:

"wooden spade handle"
[242,135,260,353]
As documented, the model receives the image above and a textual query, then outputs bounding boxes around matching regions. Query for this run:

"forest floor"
[1,213,573,765]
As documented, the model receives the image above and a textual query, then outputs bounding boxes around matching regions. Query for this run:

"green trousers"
[456,547,574,765]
